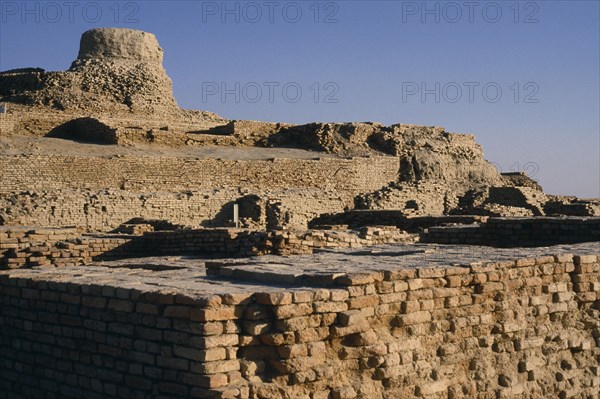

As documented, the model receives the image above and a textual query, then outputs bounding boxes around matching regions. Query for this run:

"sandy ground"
[0,135,337,160]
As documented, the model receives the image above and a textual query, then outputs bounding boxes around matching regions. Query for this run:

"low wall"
[0,226,416,269]
[0,227,143,269]
[422,217,600,247]
[1,249,598,398]
[355,182,452,215]
[545,201,600,217]
[270,226,416,255]
[310,211,486,230]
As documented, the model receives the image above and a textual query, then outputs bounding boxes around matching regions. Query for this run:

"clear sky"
[1,1,598,198]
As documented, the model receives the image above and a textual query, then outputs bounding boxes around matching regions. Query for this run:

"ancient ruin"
[0,28,598,399]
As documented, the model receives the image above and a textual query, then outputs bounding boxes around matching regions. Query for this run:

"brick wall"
[0,188,352,232]
[0,228,143,269]
[309,211,486,230]
[1,226,416,269]
[0,155,398,194]
[0,189,250,231]
[0,113,15,134]
[0,252,598,398]
[422,217,600,247]
[0,155,398,231]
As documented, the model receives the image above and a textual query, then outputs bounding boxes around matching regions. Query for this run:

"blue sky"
[1,1,599,197]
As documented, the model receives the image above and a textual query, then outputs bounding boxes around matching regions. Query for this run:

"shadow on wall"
[201,195,265,228]
[201,200,238,227]
[46,117,117,144]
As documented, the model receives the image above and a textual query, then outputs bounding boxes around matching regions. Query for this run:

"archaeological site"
[0,28,598,399]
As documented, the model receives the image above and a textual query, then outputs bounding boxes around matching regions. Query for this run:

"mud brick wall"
[0,227,144,269]
[0,188,351,232]
[355,182,452,216]
[271,226,416,256]
[0,227,267,270]
[0,275,234,399]
[144,229,270,258]
[1,252,598,398]
[1,154,396,230]
[310,211,486,230]
[1,227,416,270]
[0,155,398,194]
[0,227,83,268]
[263,191,351,230]
[545,201,600,217]
[422,217,600,247]
[0,189,247,231]
[486,187,546,216]
[0,114,15,134]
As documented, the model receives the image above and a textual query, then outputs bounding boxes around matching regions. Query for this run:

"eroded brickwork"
[422,217,600,247]
[0,247,598,399]
[0,156,397,231]
[0,155,398,194]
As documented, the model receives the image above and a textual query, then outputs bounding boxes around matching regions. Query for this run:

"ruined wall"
[355,182,453,215]
[0,227,169,269]
[485,187,547,216]
[0,113,14,134]
[270,226,416,255]
[545,200,600,217]
[422,217,600,247]
[309,211,486,230]
[1,155,396,230]
[0,189,249,231]
[0,155,397,193]
[0,252,598,398]
[0,188,352,232]
[0,227,267,269]
[0,226,415,269]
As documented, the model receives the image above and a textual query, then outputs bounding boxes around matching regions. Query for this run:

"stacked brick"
[0,152,398,231]
[271,227,416,255]
[0,189,248,231]
[0,227,84,268]
[0,228,144,269]
[422,217,600,246]
[0,252,598,398]
[355,182,452,216]
[545,200,600,217]
[1,227,420,270]
[0,155,398,194]
[144,229,270,258]
[0,188,352,232]
[0,113,15,134]
[310,212,486,231]
[160,253,600,398]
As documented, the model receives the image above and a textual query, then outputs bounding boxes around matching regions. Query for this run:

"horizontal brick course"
[0,245,598,398]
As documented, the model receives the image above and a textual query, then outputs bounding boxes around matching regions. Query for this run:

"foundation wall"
[0,253,598,398]
[0,226,416,269]
[422,217,600,247]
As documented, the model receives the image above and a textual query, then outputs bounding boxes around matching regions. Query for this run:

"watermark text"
[402,81,540,104]
[1,1,140,23]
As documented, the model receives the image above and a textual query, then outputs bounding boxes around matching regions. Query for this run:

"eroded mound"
[76,28,164,64]
[0,28,177,113]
